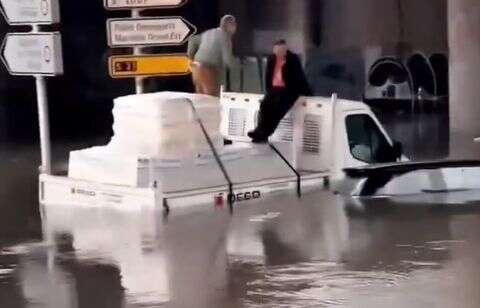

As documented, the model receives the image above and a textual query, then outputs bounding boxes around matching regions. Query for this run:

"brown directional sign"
[109,54,191,78]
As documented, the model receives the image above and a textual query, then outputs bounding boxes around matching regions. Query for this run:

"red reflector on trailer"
[214,193,225,208]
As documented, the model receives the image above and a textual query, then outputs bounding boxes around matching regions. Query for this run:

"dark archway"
[366,57,415,111]
[368,57,411,87]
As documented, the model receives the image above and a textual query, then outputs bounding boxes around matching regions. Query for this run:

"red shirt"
[272,56,286,88]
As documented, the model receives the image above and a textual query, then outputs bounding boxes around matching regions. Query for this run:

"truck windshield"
[345,114,396,164]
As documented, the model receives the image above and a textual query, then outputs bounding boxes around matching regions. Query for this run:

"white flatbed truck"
[39,91,480,211]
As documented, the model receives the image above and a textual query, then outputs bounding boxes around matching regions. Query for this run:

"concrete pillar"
[448,0,480,157]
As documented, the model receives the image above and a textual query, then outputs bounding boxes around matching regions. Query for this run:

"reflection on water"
[2,110,480,307]
[378,112,450,161]
[1,191,480,307]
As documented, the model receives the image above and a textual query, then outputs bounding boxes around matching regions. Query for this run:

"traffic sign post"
[107,16,196,47]
[0,0,60,25]
[104,0,188,10]
[1,29,63,174]
[0,0,64,175]
[109,54,191,78]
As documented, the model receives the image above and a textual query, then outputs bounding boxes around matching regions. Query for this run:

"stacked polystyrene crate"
[68,92,223,186]
[109,92,223,158]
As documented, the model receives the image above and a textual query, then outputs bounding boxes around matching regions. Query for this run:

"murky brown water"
[2,112,480,308]
[2,190,480,308]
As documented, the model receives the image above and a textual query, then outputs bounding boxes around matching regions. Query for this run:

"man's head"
[220,15,237,35]
[273,39,287,58]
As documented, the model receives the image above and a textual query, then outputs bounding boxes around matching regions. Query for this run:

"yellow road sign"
[109,54,191,78]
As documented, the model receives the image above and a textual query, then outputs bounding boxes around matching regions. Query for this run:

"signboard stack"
[0,0,63,76]
[104,0,196,90]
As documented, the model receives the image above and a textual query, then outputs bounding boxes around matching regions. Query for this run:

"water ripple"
[242,261,411,307]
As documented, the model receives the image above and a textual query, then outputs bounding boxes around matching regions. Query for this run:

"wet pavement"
[2,111,480,308]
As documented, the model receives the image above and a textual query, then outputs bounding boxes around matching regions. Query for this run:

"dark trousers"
[254,88,299,137]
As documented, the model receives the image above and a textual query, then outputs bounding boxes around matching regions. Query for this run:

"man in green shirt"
[188,15,239,97]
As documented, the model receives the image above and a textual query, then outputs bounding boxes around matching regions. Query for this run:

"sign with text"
[104,0,188,10]
[1,32,64,76]
[107,16,196,47]
[0,0,60,25]
[109,54,190,78]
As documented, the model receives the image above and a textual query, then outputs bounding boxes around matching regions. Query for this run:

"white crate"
[220,92,295,142]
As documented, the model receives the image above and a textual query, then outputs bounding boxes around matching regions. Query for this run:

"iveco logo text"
[229,191,261,203]
[71,188,96,197]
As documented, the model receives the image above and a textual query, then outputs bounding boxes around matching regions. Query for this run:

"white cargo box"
[220,92,294,143]
[293,97,333,173]
[220,93,333,172]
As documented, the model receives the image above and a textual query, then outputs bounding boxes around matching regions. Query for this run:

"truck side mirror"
[392,141,403,161]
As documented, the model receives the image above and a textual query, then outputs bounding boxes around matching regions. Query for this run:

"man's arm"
[187,35,201,60]
[291,53,313,96]
[221,32,240,69]
[264,55,275,94]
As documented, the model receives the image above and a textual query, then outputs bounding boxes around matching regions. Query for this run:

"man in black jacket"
[248,40,312,143]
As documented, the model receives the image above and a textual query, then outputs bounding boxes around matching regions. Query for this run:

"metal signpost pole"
[35,74,52,174]
[131,9,144,94]
[31,24,52,175]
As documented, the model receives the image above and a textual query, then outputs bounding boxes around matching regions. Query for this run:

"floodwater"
[2,111,480,308]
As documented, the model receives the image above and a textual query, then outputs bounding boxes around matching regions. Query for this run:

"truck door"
[344,113,398,165]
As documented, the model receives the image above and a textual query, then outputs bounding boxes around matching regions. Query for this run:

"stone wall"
[218,0,448,100]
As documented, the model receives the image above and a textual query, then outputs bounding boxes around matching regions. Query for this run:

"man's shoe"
[223,138,233,145]
[247,131,258,139]
[251,137,268,144]
[248,130,269,144]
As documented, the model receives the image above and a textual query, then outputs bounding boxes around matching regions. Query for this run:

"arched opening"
[406,53,436,96]
[368,58,410,87]
[365,57,414,110]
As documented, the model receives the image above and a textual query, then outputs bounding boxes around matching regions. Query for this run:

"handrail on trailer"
[186,98,235,213]
[163,97,304,212]
[268,143,302,198]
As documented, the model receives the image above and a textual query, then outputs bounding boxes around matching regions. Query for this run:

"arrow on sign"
[107,16,196,47]
[109,54,191,78]
[0,0,60,25]
[104,0,188,10]
[1,32,64,76]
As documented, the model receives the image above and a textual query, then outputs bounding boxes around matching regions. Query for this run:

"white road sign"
[104,0,188,10]
[1,32,64,76]
[107,16,196,47]
[0,0,60,25]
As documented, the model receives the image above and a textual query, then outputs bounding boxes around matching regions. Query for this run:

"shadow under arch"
[430,53,449,97]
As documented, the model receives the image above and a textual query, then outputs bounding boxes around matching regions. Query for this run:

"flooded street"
[1,0,478,305]
[2,112,480,308]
